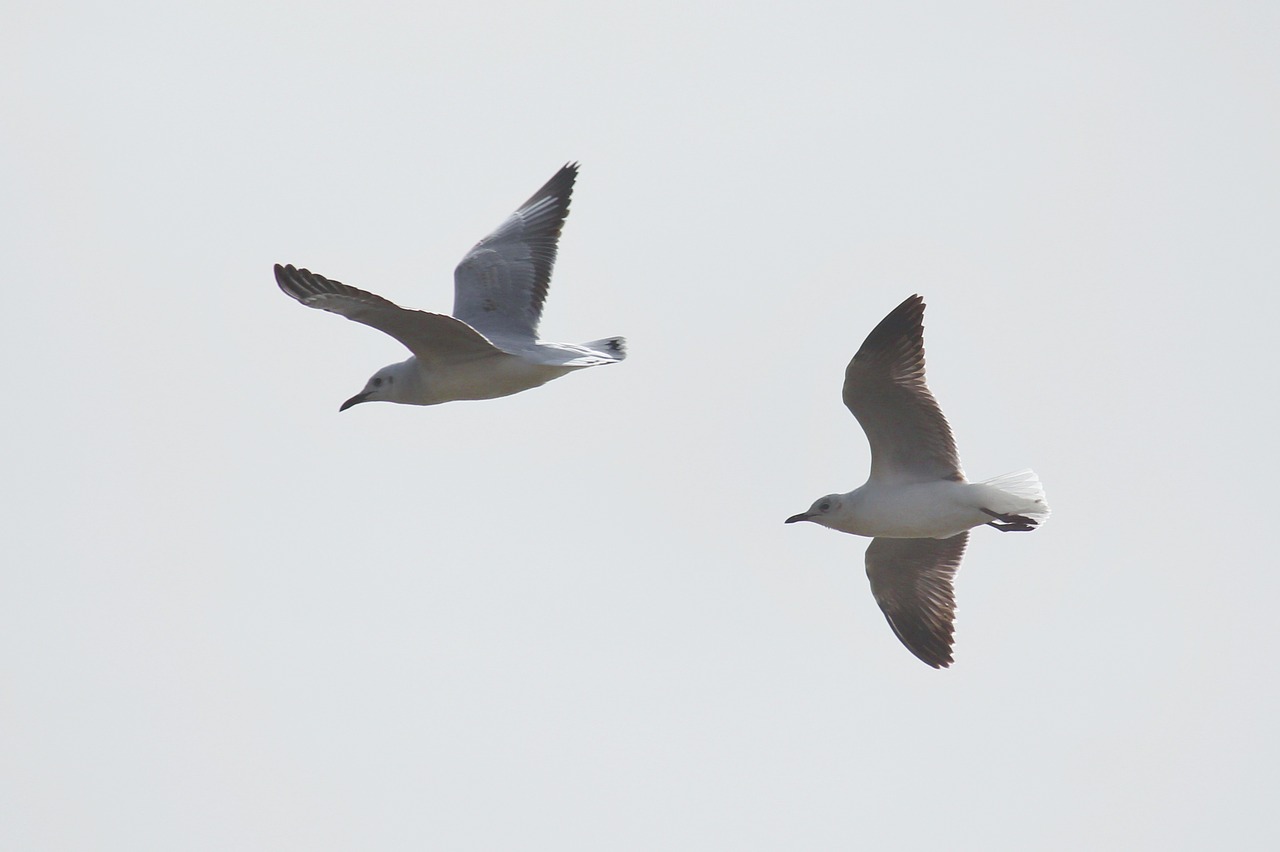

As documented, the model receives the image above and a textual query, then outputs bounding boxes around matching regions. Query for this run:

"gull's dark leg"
[981,507,1039,532]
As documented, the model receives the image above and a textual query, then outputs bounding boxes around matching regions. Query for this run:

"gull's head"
[340,365,399,412]
[785,494,843,528]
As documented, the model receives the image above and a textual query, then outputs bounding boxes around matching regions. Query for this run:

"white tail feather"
[980,468,1051,524]
[580,336,627,361]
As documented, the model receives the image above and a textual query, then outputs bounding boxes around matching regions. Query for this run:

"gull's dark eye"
[819,501,831,512]
[372,377,383,388]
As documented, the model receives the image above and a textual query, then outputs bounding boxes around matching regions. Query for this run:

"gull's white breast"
[836,480,990,539]
[415,353,578,404]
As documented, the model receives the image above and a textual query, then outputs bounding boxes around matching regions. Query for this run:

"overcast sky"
[4,1,1279,849]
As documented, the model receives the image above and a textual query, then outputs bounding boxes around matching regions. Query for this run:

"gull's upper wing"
[864,533,968,669]
[452,163,577,346]
[275,264,499,365]
[842,295,963,484]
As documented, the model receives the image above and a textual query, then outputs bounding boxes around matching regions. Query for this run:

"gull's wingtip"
[895,293,925,319]
[274,263,314,301]
[274,263,295,295]
[882,294,926,328]
[849,293,928,368]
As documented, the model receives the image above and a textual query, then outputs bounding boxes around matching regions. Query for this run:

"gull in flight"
[786,295,1049,668]
[275,163,625,410]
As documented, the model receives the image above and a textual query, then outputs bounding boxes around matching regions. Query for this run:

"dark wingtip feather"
[853,294,925,362]
[883,613,955,669]
[274,262,301,299]
[275,263,337,304]
[535,162,578,206]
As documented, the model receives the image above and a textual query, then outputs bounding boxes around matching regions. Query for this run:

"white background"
[4,1,1278,849]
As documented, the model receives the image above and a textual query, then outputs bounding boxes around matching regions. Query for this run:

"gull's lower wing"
[864,533,968,668]
[275,264,499,365]
[452,163,577,345]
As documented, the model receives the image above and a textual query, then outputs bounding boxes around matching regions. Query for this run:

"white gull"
[275,162,625,410]
[785,295,1049,668]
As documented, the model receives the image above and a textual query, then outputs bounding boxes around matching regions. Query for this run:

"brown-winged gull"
[786,295,1049,668]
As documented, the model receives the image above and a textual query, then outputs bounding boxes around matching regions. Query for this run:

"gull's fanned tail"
[979,468,1051,524]
[579,337,627,361]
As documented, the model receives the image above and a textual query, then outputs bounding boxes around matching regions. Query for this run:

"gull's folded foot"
[981,508,1039,532]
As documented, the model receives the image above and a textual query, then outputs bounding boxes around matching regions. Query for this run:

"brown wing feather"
[842,295,962,484]
[864,533,969,668]
[275,264,499,365]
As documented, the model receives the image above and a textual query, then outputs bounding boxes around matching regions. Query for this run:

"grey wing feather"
[275,264,499,365]
[842,295,963,484]
[452,163,577,345]
[864,533,969,668]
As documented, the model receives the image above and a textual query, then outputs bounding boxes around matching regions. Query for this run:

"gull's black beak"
[784,512,812,524]
[339,391,372,412]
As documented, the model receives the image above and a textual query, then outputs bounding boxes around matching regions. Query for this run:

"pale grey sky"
[4,1,1278,849]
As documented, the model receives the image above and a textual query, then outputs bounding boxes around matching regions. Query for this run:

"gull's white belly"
[840,480,988,539]
[421,353,577,403]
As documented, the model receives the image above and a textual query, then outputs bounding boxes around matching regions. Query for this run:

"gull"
[275,163,625,410]
[785,295,1049,668]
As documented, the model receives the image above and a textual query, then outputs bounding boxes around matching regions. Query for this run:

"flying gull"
[275,163,625,410]
[785,295,1049,668]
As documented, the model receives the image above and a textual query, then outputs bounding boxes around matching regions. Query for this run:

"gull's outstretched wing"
[842,295,963,484]
[864,533,968,668]
[452,163,577,346]
[275,264,499,365]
